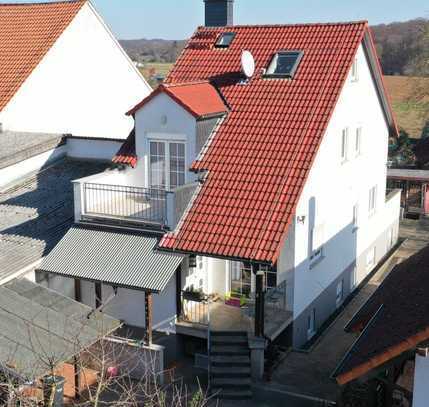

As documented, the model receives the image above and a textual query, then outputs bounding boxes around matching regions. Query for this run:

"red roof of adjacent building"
[333,244,429,385]
[0,0,85,111]
[127,81,227,118]
[154,23,396,264]
[112,129,137,167]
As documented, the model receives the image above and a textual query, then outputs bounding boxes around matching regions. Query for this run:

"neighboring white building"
[42,17,401,351]
[0,0,151,141]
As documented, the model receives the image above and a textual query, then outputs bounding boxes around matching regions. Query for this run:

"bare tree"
[0,312,214,407]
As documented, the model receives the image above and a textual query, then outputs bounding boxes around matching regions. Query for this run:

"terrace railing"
[82,182,167,225]
[179,291,209,326]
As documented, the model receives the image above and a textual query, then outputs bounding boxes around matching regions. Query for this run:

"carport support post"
[254,266,265,337]
[73,355,81,401]
[145,291,153,345]
[95,282,102,309]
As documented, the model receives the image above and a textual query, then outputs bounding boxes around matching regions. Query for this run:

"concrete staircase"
[210,331,252,400]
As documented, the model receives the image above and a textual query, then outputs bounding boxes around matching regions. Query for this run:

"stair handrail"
[207,297,211,389]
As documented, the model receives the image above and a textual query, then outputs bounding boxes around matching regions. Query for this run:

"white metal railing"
[179,291,210,325]
[81,182,167,225]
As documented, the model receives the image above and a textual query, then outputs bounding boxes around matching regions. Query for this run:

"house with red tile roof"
[0,0,150,142]
[39,0,402,396]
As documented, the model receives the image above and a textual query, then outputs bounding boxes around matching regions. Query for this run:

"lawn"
[384,75,429,138]
[139,62,173,88]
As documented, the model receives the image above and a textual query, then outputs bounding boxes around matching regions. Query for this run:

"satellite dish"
[241,50,255,79]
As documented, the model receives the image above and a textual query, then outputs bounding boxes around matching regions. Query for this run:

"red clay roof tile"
[112,129,137,167]
[127,81,227,118]
[157,22,388,263]
[0,0,85,111]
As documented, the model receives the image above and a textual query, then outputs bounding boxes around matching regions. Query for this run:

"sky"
[5,0,429,39]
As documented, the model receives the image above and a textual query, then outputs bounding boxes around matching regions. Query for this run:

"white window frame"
[336,280,344,308]
[351,58,359,82]
[368,185,377,216]
[310,224,325,265]
[355,127,362,156]
[352,203,359,231]
[350,267,357,292]
[366,247,376,270]
[149,140,186,190]
[307,309,316,339]
[341,128,349,163]
[259,264,277,291]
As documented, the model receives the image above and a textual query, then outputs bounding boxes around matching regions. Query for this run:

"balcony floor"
[176,300,293,341]
[84,193,165,225]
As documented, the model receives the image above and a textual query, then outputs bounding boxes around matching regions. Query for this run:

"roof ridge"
[164,80,210,88]
[198,20,368,29]
[0,0,85,6]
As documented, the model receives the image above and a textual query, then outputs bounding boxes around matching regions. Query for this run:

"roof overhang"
[126,82,228,119]
[37,224,184,293]
[387,168,429,182]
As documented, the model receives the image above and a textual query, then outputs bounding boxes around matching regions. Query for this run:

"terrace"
[73,169,198,230]
[176,280,293,341]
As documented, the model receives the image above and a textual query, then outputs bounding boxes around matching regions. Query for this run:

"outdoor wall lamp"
[297,215,306,224]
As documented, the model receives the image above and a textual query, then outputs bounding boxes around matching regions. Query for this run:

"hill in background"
[119,38,186,64]
[120,18,429,76]
[120,18,429,138]
[371,18,429,77]
[384,76,429,138]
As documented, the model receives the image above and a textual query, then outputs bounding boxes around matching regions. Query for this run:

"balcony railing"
[82,183,167,225]
[179,291,209,326]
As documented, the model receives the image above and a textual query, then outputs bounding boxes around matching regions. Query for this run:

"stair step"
[212,377,251,387]
[211,366,251,377]
[211,345,249,355]
[211,335,248,345]
[211,355,250,366]
[211,388,252,400]
[211,330,247,337]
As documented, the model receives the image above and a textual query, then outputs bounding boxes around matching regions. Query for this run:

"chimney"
[204,0,234,27]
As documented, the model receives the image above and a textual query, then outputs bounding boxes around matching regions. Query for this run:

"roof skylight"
[215,32,236,48]
[265,51,304,78]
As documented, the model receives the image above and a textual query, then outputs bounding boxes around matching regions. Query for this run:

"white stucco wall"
[0,2,151,140]
[79,277,177,333]
[413,353,429,407]
[67,138,123,161]
[291,43,398,317]
[0,146,66,190]
[134,92,198,189]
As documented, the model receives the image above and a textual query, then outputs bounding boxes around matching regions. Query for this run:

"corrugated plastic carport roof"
[37,224,184,293]
[0,278,120,381]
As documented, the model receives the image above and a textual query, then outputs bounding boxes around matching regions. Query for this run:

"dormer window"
[215,32,235,48]
[265,50,304,78]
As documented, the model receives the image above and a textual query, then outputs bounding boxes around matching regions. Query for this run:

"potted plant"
[182,287,205,302]
[225,292,248,307]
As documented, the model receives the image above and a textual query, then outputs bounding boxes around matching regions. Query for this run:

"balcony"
[73,170,198,229]
[82,182,167,225]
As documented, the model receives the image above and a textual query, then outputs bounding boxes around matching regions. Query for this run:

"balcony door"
[149,141,185,190]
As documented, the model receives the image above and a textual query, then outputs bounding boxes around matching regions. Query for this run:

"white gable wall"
[0,2,150,140]
[134,92,198,188]
[292,43,398,320]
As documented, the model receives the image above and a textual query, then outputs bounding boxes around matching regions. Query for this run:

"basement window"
[215,32,236,48]
[265,50,304,78]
